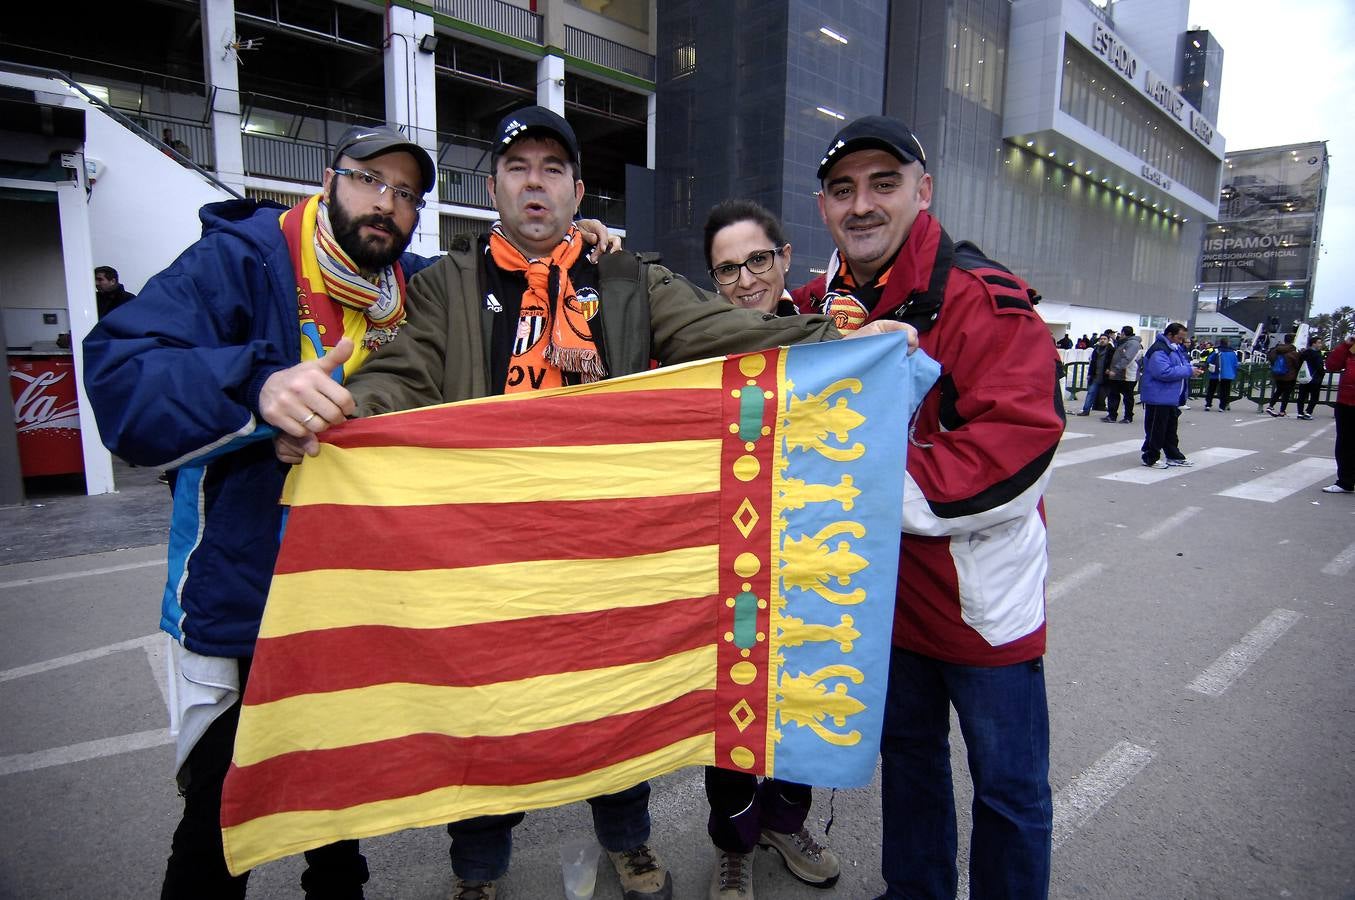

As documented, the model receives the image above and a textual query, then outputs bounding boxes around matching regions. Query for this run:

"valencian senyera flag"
[221,333,940,874]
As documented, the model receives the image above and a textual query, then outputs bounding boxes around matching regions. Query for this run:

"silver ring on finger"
[301,412,318,426]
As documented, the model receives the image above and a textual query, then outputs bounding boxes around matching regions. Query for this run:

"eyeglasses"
[709,247,785,285]
[331,168,426,210]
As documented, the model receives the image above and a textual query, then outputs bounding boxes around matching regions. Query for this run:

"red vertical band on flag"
[712,350,779,775]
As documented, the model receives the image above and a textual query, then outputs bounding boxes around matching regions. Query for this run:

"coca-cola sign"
[12,367,80,434]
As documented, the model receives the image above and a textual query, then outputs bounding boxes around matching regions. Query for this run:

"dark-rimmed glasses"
[709,247,785,286]
[331,168,426,210]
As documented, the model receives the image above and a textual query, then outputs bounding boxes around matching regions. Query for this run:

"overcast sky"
[1186,0,1355,314]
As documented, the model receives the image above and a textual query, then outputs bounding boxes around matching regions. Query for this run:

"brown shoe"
[607,844,673,900]
[449,879,496,900]
[709,850,754,899]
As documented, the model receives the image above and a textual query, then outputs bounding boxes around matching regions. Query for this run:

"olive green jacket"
[347,239,840,414]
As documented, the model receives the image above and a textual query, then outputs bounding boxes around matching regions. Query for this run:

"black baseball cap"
[332,125,436,194]
[817,115,927,180]
[492,106,581,169]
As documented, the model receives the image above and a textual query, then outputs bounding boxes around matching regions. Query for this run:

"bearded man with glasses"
[83,125,441,900]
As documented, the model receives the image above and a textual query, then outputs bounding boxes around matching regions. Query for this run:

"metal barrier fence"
[130,114,214,168]
[243,133,329,183]
[432,0,543,44]
[1064,361,1341,410]
[564,24,656,80]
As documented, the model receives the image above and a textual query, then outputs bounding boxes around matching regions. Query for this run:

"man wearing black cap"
[83,124,439,899]
[279,105,859,900]
[795,116,1063,899]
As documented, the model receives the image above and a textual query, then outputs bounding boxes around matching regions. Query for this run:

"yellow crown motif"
[779,521,868,605]
[781,378,866,462]
[772,665,866,747]
[776,614,859,653]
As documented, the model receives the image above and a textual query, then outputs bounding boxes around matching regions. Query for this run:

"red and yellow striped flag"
[221,336,928,874]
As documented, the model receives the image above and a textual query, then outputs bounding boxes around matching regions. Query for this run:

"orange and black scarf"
[488,223,605,394]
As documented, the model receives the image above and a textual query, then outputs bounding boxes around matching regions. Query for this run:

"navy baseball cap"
[332,124,436,193]
[817,115,927,180]
[492,106,581,168]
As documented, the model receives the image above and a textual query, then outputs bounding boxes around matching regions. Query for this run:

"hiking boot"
[607,844,673,900]
[449,880,496,900]
[759,828,840,888]
[709,850,754,899]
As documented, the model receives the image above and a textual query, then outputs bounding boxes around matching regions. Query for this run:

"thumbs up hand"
[259,337,358,437]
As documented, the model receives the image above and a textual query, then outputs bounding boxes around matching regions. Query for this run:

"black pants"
[1336,404,1354,490]
[1104,380,1136,420]
[1141,404,1184,464]
[1295,380,1321,415]
[1270,379,1296,412]
[705,768,811,852]
[1204,378,1233,409]
[161,657,368,900]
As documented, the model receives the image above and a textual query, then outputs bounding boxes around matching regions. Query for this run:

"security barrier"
[1064,360,1338,410]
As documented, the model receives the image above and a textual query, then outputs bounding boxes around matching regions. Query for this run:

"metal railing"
[438,165,493,208]
[131,113,214,168]
[564,25,655,80]
[1064,361,1341,410]
[433,0,543,44]
[579,193,626,227]
[243,133,330,184]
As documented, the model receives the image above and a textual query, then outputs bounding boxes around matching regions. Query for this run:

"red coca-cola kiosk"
[8,353,84,477]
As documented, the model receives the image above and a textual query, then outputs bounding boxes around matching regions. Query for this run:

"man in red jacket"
[1323,334,1355,493]
[795,116,1064,899]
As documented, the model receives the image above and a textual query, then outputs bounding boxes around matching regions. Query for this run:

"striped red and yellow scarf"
[279,195,407,354]
[488,223,605,394]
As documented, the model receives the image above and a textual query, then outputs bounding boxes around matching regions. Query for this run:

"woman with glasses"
[704,199,798,317]
[699,199,842,899]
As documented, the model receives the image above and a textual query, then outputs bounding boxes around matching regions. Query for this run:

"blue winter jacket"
[1206,348,1240,381]
[1139,335,1195,406]
[83,200,433,657]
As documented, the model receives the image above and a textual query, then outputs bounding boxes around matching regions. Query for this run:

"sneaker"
[1297,413,1312,420]
[608,844,673,900]
[449,880,496,900]
[1121,417,1134,424]
[1074,410,1091,416]
[1099,415,1117,423]
[1166,458,1195,467]
[1202,406,1211,411]
[709,850,754,899]
[1179,404,1191,410]
[1142,459,1168,469]
[758,828,840,887]
[1322,484,1355,494]
[1266,408,1283,417]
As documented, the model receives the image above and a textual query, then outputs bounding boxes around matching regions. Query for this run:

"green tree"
[1308,307,1353,343]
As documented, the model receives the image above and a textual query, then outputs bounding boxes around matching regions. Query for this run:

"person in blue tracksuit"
[1202,337,1240,412]
[1139,322,1203,468]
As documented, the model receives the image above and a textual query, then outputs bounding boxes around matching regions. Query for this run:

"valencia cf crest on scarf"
[513,302,548,357]
[822,290,869,333]
[568,286,601,322]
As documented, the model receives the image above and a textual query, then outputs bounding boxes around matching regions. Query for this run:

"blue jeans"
[446,782,652,881]
[1079,381,1101,414]
[878,648,1052,900]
